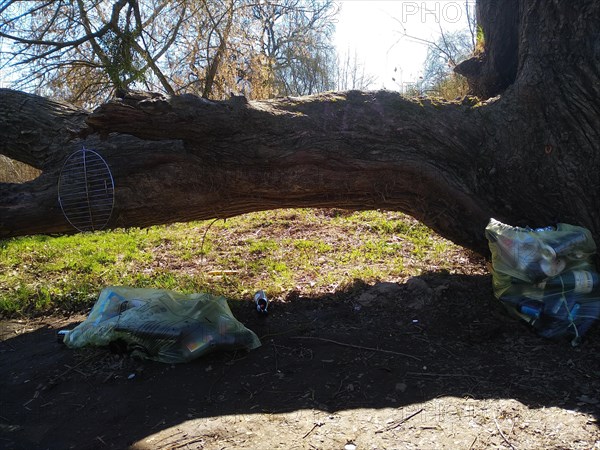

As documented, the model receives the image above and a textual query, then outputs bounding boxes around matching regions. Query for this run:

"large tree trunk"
[1,0,599,256]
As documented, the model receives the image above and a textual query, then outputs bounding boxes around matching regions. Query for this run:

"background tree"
[391,1,476,98]
[0,0,185,105]
[251,0,337,96]
[0,0,337,105]
[420,30,473,97]
[335,48,376,91]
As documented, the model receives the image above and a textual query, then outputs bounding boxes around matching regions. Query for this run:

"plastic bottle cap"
[521,305,541,319]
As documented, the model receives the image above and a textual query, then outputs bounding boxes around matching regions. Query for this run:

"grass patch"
[0,209,477,317]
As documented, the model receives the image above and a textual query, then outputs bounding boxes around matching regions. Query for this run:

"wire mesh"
[58,148,114,232]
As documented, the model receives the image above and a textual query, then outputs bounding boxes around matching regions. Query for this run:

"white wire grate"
[58,147,114,232]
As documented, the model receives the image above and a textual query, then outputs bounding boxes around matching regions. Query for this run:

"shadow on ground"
[1,272,599,449]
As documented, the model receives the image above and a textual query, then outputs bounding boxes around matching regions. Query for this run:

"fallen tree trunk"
[0,90,492,251]
[1,0,599,255]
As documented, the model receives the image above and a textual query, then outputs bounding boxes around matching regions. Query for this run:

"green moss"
[476,25,486,53]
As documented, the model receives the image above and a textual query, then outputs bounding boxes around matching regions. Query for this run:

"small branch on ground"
[302,421,324,439]
[494,417,517,450]
[290,336,421,361]
[375,408,424,433]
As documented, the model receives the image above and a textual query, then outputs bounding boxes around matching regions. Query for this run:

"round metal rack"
[58,147,114,232]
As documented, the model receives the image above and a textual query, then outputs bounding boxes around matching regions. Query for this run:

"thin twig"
[302,421,324,439]
[331,374,350,399]
[405,371,481,379]
[494,418,516,450]
[207,270,239,275]
[102,372,114,383]
[0,340,16,351]
[290,336,421,361]
[45,351,103,389]
[200,217,221,264]
[241,385,255,401]
[376,408,423,433]
[259,327,301,340]
[169,436,206,449]
[272,341,279,373]
[468,434,478,449]
[63,364,89,377]
[151,418,166,429]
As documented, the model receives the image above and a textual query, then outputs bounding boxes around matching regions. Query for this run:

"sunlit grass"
[0,209,473,317]
[0,155,41,183]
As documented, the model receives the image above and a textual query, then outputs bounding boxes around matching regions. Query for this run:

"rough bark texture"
[1,0,599,256]
[455,0,520,98]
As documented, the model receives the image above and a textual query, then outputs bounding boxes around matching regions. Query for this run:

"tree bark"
[455,0,520,98]
[1,0,599,256]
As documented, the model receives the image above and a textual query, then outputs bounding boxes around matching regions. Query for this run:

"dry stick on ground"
[63,364,90,377]
[45,351,103,389]
[331,374,351,399]
[468,435,478,450]
[0,340,16,351]
[375,408,424,433]
[169,436,206,449]
[302,421,324,439]
[494,418,517,450]
[271,341,279,373]
[290,336,422,361]
[405,371,483,379]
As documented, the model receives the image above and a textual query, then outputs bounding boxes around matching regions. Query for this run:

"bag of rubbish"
[61,286,261,363]
[485,218,600,344]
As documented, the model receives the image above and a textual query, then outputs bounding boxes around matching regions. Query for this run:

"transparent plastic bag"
[499,285,600,342]
[62,287,261,363]
[485,219,600,344]
[486,218,596,289]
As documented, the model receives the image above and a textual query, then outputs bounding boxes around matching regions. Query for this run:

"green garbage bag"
[62,286,261,363]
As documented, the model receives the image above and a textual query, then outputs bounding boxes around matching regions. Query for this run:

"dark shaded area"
[1,272,599,449]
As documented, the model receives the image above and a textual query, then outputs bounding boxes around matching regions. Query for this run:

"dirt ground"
[1,267,600,449]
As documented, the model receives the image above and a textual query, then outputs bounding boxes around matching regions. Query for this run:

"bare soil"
[1,258,600,449]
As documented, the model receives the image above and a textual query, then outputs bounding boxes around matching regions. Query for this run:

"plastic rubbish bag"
[62,287,261,363]
[485,219,600,344]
